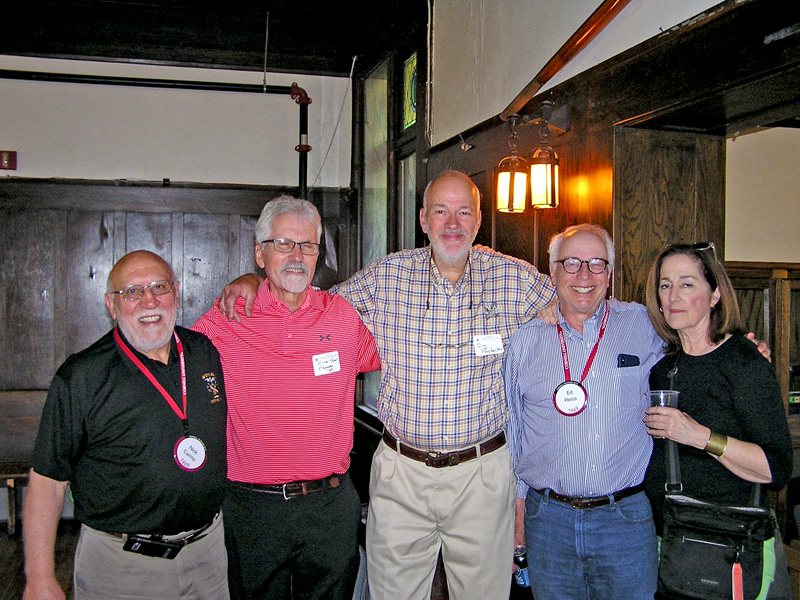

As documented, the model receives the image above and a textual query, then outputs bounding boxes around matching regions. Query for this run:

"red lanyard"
[556,301,610,384]
[114,327,189,434]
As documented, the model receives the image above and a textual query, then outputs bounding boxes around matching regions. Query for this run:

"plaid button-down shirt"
[332,245,556,451]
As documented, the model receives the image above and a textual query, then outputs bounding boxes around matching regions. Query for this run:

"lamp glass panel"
[497,171,528,212]
[531,163,559,209]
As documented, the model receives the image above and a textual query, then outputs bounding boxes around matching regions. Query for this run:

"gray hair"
[549,223,615,270]
[255,195,322,243]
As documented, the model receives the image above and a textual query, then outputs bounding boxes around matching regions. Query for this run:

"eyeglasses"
[666,241,717,260]
[110,280,174,301]
[261,238,320,256]
[553,257,610,274]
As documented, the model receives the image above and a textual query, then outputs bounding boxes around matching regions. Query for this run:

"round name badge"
[553,381,588,416]
[173,436,207,471]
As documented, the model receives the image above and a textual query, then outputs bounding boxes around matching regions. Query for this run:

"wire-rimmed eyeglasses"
[553,257,610,274]
[261,238,320,256]
[110,280,174,301]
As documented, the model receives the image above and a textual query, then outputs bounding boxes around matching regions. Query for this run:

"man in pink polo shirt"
[193,196,380,600]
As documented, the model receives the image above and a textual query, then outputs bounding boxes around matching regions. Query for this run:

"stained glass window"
[402,52,417,130]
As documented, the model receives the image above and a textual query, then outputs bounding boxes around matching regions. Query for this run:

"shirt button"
[287,334,293,339]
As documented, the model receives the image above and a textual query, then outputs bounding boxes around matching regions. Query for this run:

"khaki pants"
[366,441,515,600]
[74,513,229,600]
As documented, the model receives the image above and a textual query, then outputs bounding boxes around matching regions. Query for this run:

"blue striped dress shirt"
[505,300,664,498]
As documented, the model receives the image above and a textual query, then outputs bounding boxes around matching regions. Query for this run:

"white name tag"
[173,436,207,471]
[473,334,504,356]
[313,351,341,376]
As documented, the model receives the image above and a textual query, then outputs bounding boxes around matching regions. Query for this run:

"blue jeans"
[524,488,658,600]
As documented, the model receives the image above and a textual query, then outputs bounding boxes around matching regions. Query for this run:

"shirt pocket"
[612,364,646,408]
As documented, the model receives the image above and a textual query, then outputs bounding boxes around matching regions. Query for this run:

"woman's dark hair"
[645,243,743,355]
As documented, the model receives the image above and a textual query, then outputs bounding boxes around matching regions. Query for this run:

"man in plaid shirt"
[221,170,555,600]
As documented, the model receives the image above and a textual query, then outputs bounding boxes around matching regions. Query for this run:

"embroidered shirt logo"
[202,372,222,403]
[319,334,331,341]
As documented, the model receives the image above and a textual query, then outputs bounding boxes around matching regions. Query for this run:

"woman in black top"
[642,242,792,599]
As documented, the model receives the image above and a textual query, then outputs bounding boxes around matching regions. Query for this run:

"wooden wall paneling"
[613,128,725,304]
[112,212,127,265]
[773,272,792,410]
[792,287,800,371]
[238,215,258,277]
[172,212,185,328]
[64,211,116,358]
[124,212,174,259]
[228,214,242,287]
[52,209,68,376]
[0,180,275,217]
[0,209,59,390]
[735,286,769,343]
[693,134,726,259]
[180,213,231,327]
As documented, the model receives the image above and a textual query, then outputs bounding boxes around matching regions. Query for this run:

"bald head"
[107,250,176,294]
[422,170,481,212]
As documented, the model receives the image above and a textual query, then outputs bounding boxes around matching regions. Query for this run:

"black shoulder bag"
[657,437,776,600]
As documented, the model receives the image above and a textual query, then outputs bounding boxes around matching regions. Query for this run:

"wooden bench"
[0,390,46,535]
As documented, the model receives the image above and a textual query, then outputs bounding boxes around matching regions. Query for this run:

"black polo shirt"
[32,326,227,535]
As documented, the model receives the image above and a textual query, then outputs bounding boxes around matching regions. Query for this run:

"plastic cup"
[648,390,679,408]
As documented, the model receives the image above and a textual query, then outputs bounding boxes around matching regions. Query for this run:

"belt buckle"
[569,497,585,509]
[282,483,291,501]
[424,451,441,467]
[425,451,459,467]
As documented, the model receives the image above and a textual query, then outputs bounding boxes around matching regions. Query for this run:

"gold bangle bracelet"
[704,432,728,457]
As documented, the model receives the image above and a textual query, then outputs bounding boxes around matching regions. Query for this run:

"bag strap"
[664,363,684,493]
[664,439,683,493]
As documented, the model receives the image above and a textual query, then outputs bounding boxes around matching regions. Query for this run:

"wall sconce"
[495,115,528,213]
[530,101,559,209]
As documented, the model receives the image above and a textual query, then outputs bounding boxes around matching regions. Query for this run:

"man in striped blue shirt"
[504,223,663,600]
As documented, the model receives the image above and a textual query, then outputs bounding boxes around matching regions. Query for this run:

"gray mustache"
[280,262,309,275]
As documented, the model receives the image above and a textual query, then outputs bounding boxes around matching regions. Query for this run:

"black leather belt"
[382,430,506,468]
[228,474,341,500]
[534,483,645,509]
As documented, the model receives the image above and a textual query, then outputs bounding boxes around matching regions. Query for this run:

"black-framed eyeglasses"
[110,280,174,301]
[261,238,320,256]
[665,241,717,260]
[553,257,610,274]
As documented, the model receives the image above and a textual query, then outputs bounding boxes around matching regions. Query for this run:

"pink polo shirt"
[193,282,380,484]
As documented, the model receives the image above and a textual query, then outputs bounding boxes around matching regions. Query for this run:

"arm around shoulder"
[218,273,263,321]
[22,470,69,600]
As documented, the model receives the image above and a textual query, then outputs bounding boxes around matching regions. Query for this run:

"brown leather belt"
[382,430,506,468]
[228,474,341,500]
[534,483,645,509]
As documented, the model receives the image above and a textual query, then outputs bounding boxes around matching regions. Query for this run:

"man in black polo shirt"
[22,250,229,600]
